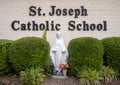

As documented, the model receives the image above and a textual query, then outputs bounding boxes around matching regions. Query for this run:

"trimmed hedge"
[68,37,104,76]
[102,37,120,74]
[8,37,50,73]
[0,39,13,74]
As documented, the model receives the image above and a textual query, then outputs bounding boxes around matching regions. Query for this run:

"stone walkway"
[0,76,120,85]
[43,77,120,85]
[43,77,80,85]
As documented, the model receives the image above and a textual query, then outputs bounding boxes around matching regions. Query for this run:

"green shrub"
[20,67,45,85]
[68,37,104,76]
[102,37,120,76]
[78,66,116,85]
[0,39,13,74]
[99,66,116,84]
[8,37,50,73]
[78,68,101,85]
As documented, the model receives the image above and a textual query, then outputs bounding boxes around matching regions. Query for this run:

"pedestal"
[52,75,67,79]
[52,69,68,79]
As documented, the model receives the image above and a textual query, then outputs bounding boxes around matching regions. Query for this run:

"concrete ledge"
[52,75,68,79]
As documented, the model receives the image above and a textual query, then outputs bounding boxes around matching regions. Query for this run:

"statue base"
[52,75,68,79]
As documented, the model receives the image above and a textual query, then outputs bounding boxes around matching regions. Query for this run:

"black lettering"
[37,7,42,16]
[56,24,61,31]
[90,24,96,31]
[56,9,61,16]
[77,24,82,30]
[39,23,45,30]
[45,21,49,31]
[69,9,73,16]
[97,24,103,31]
[11,21,20,30]
[63,9,67,16]
[68,21,75,31]
[27,22,31,30]
[29,6,36,16]
[51,21,55,31]
[103,21,107,31]
[83,21,89,31]
[49,6,56,16]
[74,9,80,18]
[21,24,26,30]
[81,6,88,16]
[32,21,38,31]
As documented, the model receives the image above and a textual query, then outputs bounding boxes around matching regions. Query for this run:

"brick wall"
[0,0,120,46]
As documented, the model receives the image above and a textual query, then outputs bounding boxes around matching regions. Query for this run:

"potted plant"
[58,63,70,76]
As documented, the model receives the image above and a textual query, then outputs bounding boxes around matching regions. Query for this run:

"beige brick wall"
[0,0,120,46]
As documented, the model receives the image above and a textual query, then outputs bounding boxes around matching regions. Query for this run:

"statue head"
[56,32,61,39]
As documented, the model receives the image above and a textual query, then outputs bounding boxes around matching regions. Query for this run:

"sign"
[0,0,120,46]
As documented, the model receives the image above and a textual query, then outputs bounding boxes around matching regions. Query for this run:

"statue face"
[56,32,61,39]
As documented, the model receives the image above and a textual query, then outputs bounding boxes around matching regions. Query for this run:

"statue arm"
[51,45,56,52]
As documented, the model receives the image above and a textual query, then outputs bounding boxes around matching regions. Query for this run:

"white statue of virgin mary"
[50,32,68,76]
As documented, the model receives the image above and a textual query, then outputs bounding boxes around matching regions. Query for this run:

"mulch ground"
[0,76,120,85]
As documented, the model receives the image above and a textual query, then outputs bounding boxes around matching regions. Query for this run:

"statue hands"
[62,51,66,53]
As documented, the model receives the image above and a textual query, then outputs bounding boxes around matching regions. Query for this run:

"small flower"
[58,63,71,69]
